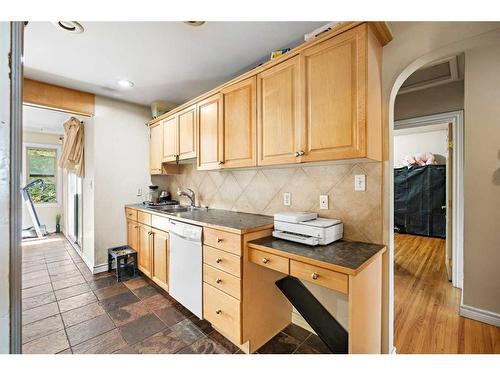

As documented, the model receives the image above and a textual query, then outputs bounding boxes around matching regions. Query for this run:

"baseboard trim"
[460,304,500,327]
[93,262,108,274]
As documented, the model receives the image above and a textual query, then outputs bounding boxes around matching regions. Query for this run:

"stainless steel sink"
[150,205,207,213]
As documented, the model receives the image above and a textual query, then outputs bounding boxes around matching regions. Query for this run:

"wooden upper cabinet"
[257,56,301,166]
[151,228,169,292]
[300,24,368,162]
[197,94,223,170]
[162,115,178,162]
[149,123,163,175]
[178,105,197,160]
[221,77,257,168]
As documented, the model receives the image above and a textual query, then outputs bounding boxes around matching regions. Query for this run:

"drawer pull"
[311,272,319,280]
[262,258,269,264]
[133,225,138,228]
[215,278,222,284]
[216,258,222,264]
[216,237,223,243]
[215,309,222,315]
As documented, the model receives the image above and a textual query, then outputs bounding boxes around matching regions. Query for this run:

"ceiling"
[23,105,84,134]
[24,21,327,106]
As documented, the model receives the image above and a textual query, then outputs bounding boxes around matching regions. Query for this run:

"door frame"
[394,110,464,289]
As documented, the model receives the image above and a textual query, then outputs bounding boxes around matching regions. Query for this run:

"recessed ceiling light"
[117,80,134,88]
[184,21,205,27]
[52,21,84,34]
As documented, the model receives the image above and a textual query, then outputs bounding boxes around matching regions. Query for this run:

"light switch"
[354,174,366,191]
[319,195,329,210]
[283,192,291,206]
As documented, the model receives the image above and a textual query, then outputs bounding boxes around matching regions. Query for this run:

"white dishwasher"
[168,219,203,318]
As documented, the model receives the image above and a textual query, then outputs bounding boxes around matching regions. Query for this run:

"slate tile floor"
[21,234,330,354]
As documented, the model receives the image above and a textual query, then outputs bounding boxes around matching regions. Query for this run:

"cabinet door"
[127,220,138,251]
[221,76,257,168]
[151,228,169,291]
[138,224,152,277]
[300,25,366,162]
[149,123,163,175]
[162,115,178,162]
[197,94,223,170]
[257,56,301,166]
[178,105,196,160]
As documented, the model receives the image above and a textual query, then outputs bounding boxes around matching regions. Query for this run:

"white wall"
[393,124,448,168]
[22,131,63,233]
[0,21,11,354]
[92,96,151,267]
[462,44,500,315]
[394,80,464,121]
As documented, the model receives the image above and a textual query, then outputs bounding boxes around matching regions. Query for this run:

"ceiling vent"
[399,55,461,95]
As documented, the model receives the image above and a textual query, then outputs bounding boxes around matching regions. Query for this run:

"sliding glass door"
[66,171,83,249]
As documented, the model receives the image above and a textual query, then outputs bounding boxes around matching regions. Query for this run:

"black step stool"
[107,245,138,281]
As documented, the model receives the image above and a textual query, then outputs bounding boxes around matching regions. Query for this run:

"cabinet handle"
[216,278,222,284]
[215,309,222,315]
[311,272,319,280]
[133,225,138,228]
[295,150,305,157]
[262,258,269,264]
[217,161,224,165]
[216,237,223,243]
[216,258,222,264]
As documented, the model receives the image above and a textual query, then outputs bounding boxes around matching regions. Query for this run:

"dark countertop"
[125,203,274,234]
[248,236,386,275]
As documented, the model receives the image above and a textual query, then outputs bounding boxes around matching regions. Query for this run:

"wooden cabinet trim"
[162,115,178,162]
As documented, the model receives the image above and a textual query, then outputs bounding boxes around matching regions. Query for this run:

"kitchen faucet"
[177,188,196,206]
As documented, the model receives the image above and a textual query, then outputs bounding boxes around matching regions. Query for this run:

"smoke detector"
[52,21,84,34]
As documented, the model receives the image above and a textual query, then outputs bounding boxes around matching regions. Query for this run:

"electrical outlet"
[354,174,366,191]
[319,195,329,210]
[283,192,291,206]
[136,188,142,197]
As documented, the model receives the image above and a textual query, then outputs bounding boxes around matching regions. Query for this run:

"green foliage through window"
[26,147,57,204]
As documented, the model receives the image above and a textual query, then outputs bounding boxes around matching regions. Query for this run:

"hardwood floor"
[394,233,500,354]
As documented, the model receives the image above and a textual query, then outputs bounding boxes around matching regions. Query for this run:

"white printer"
[272,212,343,246]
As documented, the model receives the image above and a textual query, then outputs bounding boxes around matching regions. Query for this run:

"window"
[26,146,58,204]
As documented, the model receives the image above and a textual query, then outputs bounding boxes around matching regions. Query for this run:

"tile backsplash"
[154,161,383,243]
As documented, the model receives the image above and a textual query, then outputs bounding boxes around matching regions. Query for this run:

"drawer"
[203,227,241,256]
[290,260,348,294]
[203,282,241,344]
[203,264,241,300]
[203,246,241,277]
[151,214,169,232]
[125,207,137,221]
[137,211,152,226]
[248,248,289,274]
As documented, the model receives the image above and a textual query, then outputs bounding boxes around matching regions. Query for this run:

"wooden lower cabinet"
[138,223,152,278]
[203,283,241,344]
[125,209,169,292]
[151,228,169,292]
[126,219,138,251]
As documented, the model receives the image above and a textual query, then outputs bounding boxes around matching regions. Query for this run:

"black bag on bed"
[394,165,446,238]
